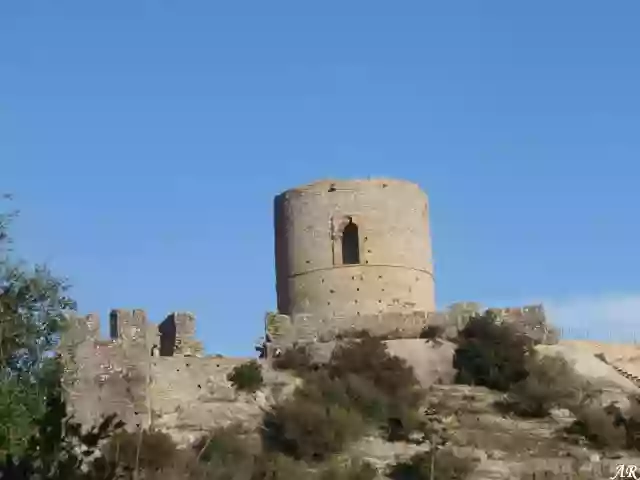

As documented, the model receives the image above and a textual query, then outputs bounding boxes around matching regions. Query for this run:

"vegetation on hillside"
[0,198,76,458]
[266,334,425,460]
[3,197,640,479]
[453,310,533,392]
[388,449,477,480]
[453,309,640,454]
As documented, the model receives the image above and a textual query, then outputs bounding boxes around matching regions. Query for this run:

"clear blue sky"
[2,1,640,355]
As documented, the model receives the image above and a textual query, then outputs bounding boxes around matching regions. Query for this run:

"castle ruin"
[61,177,554,442]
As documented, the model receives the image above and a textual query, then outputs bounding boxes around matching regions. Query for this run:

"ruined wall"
[61,309,295,445]
[274,178,435,320]
[62,302,555,435]
[265,302,555,350]
[149,356,296,445]
[61,311,150,431]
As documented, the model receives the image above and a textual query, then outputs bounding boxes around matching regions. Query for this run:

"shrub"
[272,344,315,374]
[264,336,424,461]
[420,325,444,341]
[567,396,640,452]
[565,404,628,450]
[387,449,476,480]
[252,452,311,479]
[502,354,595,417]
[228,360,264,393]
[262,394,366,461]
[329,336,422,407]
[328,336,424,438]
[94,429,190,480]
[192,424,258,478]
[193,426,317,480]
[453,311,532,392]
[318,458,378,480]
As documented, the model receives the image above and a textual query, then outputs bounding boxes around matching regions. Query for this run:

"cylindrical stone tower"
[274,178,435,320]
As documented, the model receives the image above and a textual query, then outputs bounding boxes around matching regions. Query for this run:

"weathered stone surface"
[266,302,555,352]
[274,179,435,321]
[60,310,298,445]
[384,339,456,388]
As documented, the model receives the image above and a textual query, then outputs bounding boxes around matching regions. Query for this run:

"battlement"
[60,308,259,439]
[263,301,558,352]
[63,308,204,358]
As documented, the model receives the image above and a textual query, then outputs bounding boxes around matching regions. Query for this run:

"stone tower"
[273,178,435,321]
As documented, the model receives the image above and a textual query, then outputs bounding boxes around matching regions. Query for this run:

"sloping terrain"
[560,340,640,378]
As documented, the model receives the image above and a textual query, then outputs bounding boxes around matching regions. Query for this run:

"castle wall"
[274,178,435,319]
[62,311,153,431]
[148,356,297,445]
[265,303,554,349]
[61,310,296,445]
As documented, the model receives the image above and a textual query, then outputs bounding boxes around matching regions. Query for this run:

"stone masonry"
[60,302,553,444]
[57,177,640,477]
[274,179,435,320]
[59,309,290,445]
[60,177,562,441]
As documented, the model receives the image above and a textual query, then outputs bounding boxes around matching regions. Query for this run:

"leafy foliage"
[501,354,596,418]
[0,198,77,459]
[453,310,533,392]
[228,360,264,393]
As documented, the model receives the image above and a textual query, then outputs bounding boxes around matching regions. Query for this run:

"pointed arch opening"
[342,218,360,265]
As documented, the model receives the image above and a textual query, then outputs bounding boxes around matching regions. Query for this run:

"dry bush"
[387,449,476,480]
[192,424,259,479]
[263,336,424,460]
[502,354,595,417]
[91,429,192,480]
[262,394,366,461]
[251,452,311,479]
[272,344,315,374]
[329,336,424,438]
[193,426,317,479]
[563,395,640,452]
[453,310,533,392]
[318,458,378,480]
[228,360,264,393]
[329,336,422,408]
[566,404,628,450]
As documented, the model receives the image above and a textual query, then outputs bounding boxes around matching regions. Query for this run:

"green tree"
[453,310,533,392]
[0,196,76,459]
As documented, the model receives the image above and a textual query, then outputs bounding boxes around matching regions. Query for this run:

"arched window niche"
[341,217,360,265]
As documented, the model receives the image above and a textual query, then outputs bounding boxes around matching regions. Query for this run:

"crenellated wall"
[60,309,293,445]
